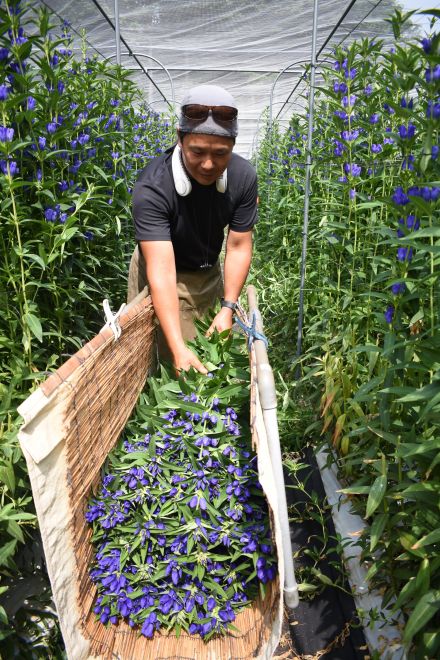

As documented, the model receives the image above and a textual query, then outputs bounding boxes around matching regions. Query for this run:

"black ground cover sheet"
[284,447,369,660]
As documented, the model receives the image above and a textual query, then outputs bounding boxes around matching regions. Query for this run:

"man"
[127,84,257,373]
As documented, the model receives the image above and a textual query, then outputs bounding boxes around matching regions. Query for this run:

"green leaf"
[366,475,387,519]
[25,252,46,270]
[0,463,15,495]
[6,519,25,544]
[0,605,8,627]
[24,312,43,342]
[338,485,371,495]
[403,590,440,644]
[0,539,17,567]
[415,558,430,597]
[370,513,388,552]
[297,582,319,592]
[412,528,440,550]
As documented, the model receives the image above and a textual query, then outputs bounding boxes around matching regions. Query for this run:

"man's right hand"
[172,345,208,375]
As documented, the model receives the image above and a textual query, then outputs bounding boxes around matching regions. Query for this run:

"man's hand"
[172,345,208,375]
[206,307,234,336]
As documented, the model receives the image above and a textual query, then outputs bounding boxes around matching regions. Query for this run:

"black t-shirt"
[132,145,258,271]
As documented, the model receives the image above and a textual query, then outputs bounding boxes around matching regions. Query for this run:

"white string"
[102,299,126,341]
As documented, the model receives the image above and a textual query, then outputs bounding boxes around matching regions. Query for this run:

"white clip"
[102,299,126,341]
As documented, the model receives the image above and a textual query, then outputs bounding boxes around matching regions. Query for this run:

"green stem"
[429,213,434,337]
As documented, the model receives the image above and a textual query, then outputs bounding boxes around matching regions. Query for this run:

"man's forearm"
[223,231,253,303]
[140,242,185,358]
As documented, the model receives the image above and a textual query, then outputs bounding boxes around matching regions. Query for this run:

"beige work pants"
[127,244,223,364]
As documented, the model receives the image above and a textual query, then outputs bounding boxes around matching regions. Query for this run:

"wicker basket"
[18,293,283,660]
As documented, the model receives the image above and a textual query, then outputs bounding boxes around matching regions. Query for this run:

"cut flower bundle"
[86,323,277,641]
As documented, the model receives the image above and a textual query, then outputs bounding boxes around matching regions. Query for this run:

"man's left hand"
[206,307,234,336]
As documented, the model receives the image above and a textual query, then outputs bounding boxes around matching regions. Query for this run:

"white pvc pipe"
[316,448,407,659]
[247,285,299,609]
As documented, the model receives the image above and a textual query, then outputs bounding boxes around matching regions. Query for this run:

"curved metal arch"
[268,59,311,130]
[106,52,176,111]
[249,99,306,163]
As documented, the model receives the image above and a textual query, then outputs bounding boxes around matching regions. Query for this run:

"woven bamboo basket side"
[63,297,157,634]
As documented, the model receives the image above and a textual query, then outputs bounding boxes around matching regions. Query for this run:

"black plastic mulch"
[281,446,369,660]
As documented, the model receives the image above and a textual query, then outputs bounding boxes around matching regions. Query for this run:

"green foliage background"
[253,10,440,658]
[0,1,172,655]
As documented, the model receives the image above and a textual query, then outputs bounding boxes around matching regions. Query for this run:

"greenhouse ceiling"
[36,0,420,156]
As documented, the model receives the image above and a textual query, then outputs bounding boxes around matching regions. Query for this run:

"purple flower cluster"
[0,160,18,176]
[86,393,276,640]
[333,58,357,80]
[344,162,361,177]
[341,128,360,142]
[333,81,348,94]
[44,204,67,224]
[398,123,416,140]
[399,186,440,204]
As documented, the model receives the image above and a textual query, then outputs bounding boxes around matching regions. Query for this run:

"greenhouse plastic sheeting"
[34,0,404,156]
[17,293,283,659]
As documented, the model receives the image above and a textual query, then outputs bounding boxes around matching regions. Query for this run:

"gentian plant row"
[0,0,172,654]
[253,10,439,657]
[86,324,277,641]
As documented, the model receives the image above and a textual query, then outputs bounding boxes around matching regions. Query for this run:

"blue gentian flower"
[0,85,10,101]
[384,305,394,324]
[402,155,415,171]
[398,124,416,139]
[341,129,360,141]
[427,101,440,120]
[392,187,409,205]
[344,67,356,80]
[141,612,158,638]
[44,208,58,222]
[0,126,14,142]
[9,27,28,45]
[47,122,57,134]
[421,38,432,53]
[344,163,361,177]
[425,64,440,83]
[391,282,406,295]
[397,247,413,262]
[0,160,18,176]
[369,113,379,124]
[342,94,356,107]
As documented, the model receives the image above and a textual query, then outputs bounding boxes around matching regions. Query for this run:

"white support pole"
[247,285,299,610]
[114,0,121,66]
[296,0,319,375]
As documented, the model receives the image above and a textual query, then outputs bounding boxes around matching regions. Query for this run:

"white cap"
[179,84,238,138]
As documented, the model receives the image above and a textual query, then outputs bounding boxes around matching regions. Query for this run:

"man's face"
[178,133,234,186]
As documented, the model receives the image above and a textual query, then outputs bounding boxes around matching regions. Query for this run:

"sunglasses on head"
[182,104,238,122]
